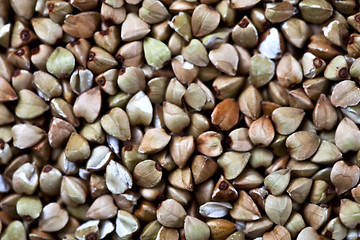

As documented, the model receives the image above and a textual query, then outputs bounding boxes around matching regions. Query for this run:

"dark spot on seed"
[355,13,360,23]
[85,232,99,240]
[43,165,53,173]
[145,85,151,95]
[326,186,335,196]
[47,3,54,12]
[213,87,220,97]
[263,20,272,31]
[31,46,40,55]
[104,19,115,26]
[70,39,81,46]
[14,49,25,56]
[155,162,162,171]
[348,35,354,45]
[116,54,124,64]
[163,60,170,66]
[225,136,233,147]
[97,76,106,86]
[23,215,33,222]
[20,30,31,41]
[13,69,21,77]
[0,139,5,150]
[324,231,332,238]
[100,29,109,36]
[219,181,229,190]
[239,18,249,28]
[124,145,133,151]
[338,67,349,79]
[119,68,126,75]
[344,161,355,166]
[313,58,323,68]
[88,51,95,61]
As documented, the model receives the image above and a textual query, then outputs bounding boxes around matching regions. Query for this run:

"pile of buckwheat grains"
[2,0,360,239]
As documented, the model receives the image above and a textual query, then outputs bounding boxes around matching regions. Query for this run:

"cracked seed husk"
[115,210,140,238]
[168,12,192,42]
[86,145,113,172]
[302,52,326,79]
[69,68,93,95]
[105,160,133,194]
[126,91,153,126]
[171,55,199,84]
[74,220,100,240]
